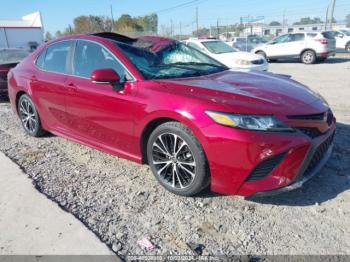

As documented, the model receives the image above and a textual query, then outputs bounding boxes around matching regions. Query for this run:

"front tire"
[18,94,46,137]
[147,122,209,196]
[256,51,267,59]
[301,50,316,64]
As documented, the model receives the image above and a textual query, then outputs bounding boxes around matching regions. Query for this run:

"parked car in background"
[8,33,335,197]
[0,49,30,97]
[183,38,268,71]
[229,36,267,52]
[252,32,336,64]
[333,30,350,53]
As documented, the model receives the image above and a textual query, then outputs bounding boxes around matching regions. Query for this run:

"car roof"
[47,32,176,53]
[187,38,220,43]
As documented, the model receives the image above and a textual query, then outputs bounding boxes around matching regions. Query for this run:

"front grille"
[251,59,264,65]
[304,132,335,175]
[245,152,287,182]
[296,127,323,139]
[326,110,334,126]
[288,112,325,121]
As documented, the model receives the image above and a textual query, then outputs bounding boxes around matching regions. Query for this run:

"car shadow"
[269,56,350,64]
[247,122,350,206]
[0,95,9,103]
[323,57,350,64]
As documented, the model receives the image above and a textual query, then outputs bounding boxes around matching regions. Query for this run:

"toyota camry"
[7,33,335,197]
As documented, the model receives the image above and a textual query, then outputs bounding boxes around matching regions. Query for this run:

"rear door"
[31,41,74,131]
[284,33,306,56]
[64,40,137,155]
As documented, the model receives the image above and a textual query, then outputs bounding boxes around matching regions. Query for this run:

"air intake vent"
[305,132,335,175]
[296,127,323,139]
[287,113,325,121]
[245,152,287,182]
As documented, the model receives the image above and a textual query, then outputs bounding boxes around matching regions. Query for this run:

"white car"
[333,30,350,53]
[252,32,336,64]
[183,39,268,71]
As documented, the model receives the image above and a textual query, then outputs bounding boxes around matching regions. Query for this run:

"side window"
[188,42,202,52]
[35,49,46,69]
[274,34,290,44]
[73,40,125,79]
[44,41,71,74]
[290,33,305,42]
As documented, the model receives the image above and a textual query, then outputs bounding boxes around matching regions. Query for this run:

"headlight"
[235,59,252,66]
[206,111,294,132]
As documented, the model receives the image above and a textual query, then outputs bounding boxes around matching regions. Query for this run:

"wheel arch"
[139,113,209,164]
[15,91,28,115]
[300,48,316,56]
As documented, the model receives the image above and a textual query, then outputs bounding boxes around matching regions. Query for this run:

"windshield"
[0,49,30,65]
[115,41,227,80]
[201,41,236,54]
[341,30,350,36]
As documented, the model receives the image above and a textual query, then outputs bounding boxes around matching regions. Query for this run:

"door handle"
[66,82,77,92]
[30,75,38,83]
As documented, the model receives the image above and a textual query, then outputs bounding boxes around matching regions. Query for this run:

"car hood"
[157,70,328,115]
[212,51,264,62]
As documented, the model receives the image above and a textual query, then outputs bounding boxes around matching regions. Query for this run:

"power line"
[153,0,201,14]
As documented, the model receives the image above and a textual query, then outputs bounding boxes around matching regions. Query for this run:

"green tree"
[293,17,323,25]
[115,14,143,33]
[45,31,53,41]
[269,21,282,26]
[73,15,111,34]
[193,27,210,37]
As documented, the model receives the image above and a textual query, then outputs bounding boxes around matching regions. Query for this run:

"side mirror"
[91,69,124,92]
[339,34,344,38]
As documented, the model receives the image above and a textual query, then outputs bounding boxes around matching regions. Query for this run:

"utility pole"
[325,4,329,30]
[170,19,173,37]
[110,5,114,32]
[329,0,336,30]
[282,9,286,33]
[179,22,182,38]
[217,18,220,38]
[196,7,199,36]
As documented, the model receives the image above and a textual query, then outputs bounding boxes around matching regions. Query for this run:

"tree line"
[45,13,158,40]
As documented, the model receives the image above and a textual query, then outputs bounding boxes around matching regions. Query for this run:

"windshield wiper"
[166,62,226,69]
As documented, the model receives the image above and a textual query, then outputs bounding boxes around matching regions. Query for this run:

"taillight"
[315,39,328,45]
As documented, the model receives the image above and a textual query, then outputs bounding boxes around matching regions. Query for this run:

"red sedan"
[7,33,336,197]
[0,49,30,97]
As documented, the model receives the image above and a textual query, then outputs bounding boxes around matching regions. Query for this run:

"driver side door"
[64,40,138,157]
[266,34,291,58]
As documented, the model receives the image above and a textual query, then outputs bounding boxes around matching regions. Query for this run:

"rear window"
[307,33,317,38]
[322,32,335,39]
[0,49,30,65]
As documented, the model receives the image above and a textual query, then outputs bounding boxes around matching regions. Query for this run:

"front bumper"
[202,118,336,196]
[249,138,333,198]
[0,80,8,96]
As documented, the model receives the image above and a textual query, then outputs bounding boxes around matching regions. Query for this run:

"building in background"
[217,21,348,40]
[0,12,44,50]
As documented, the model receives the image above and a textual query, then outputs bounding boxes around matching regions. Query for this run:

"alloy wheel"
[151,133,196,189]
[19,97,38,134]
[302,51,314,64]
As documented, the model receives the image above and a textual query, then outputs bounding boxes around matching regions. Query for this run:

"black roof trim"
[90,32,136,44]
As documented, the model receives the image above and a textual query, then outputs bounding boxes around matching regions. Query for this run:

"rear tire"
[147,122,209,196]
[301,50,316,64]
[346,43,350,53]
[17,94,46,137]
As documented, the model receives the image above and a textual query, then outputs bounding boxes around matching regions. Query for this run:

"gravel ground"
[0,55,350,257]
